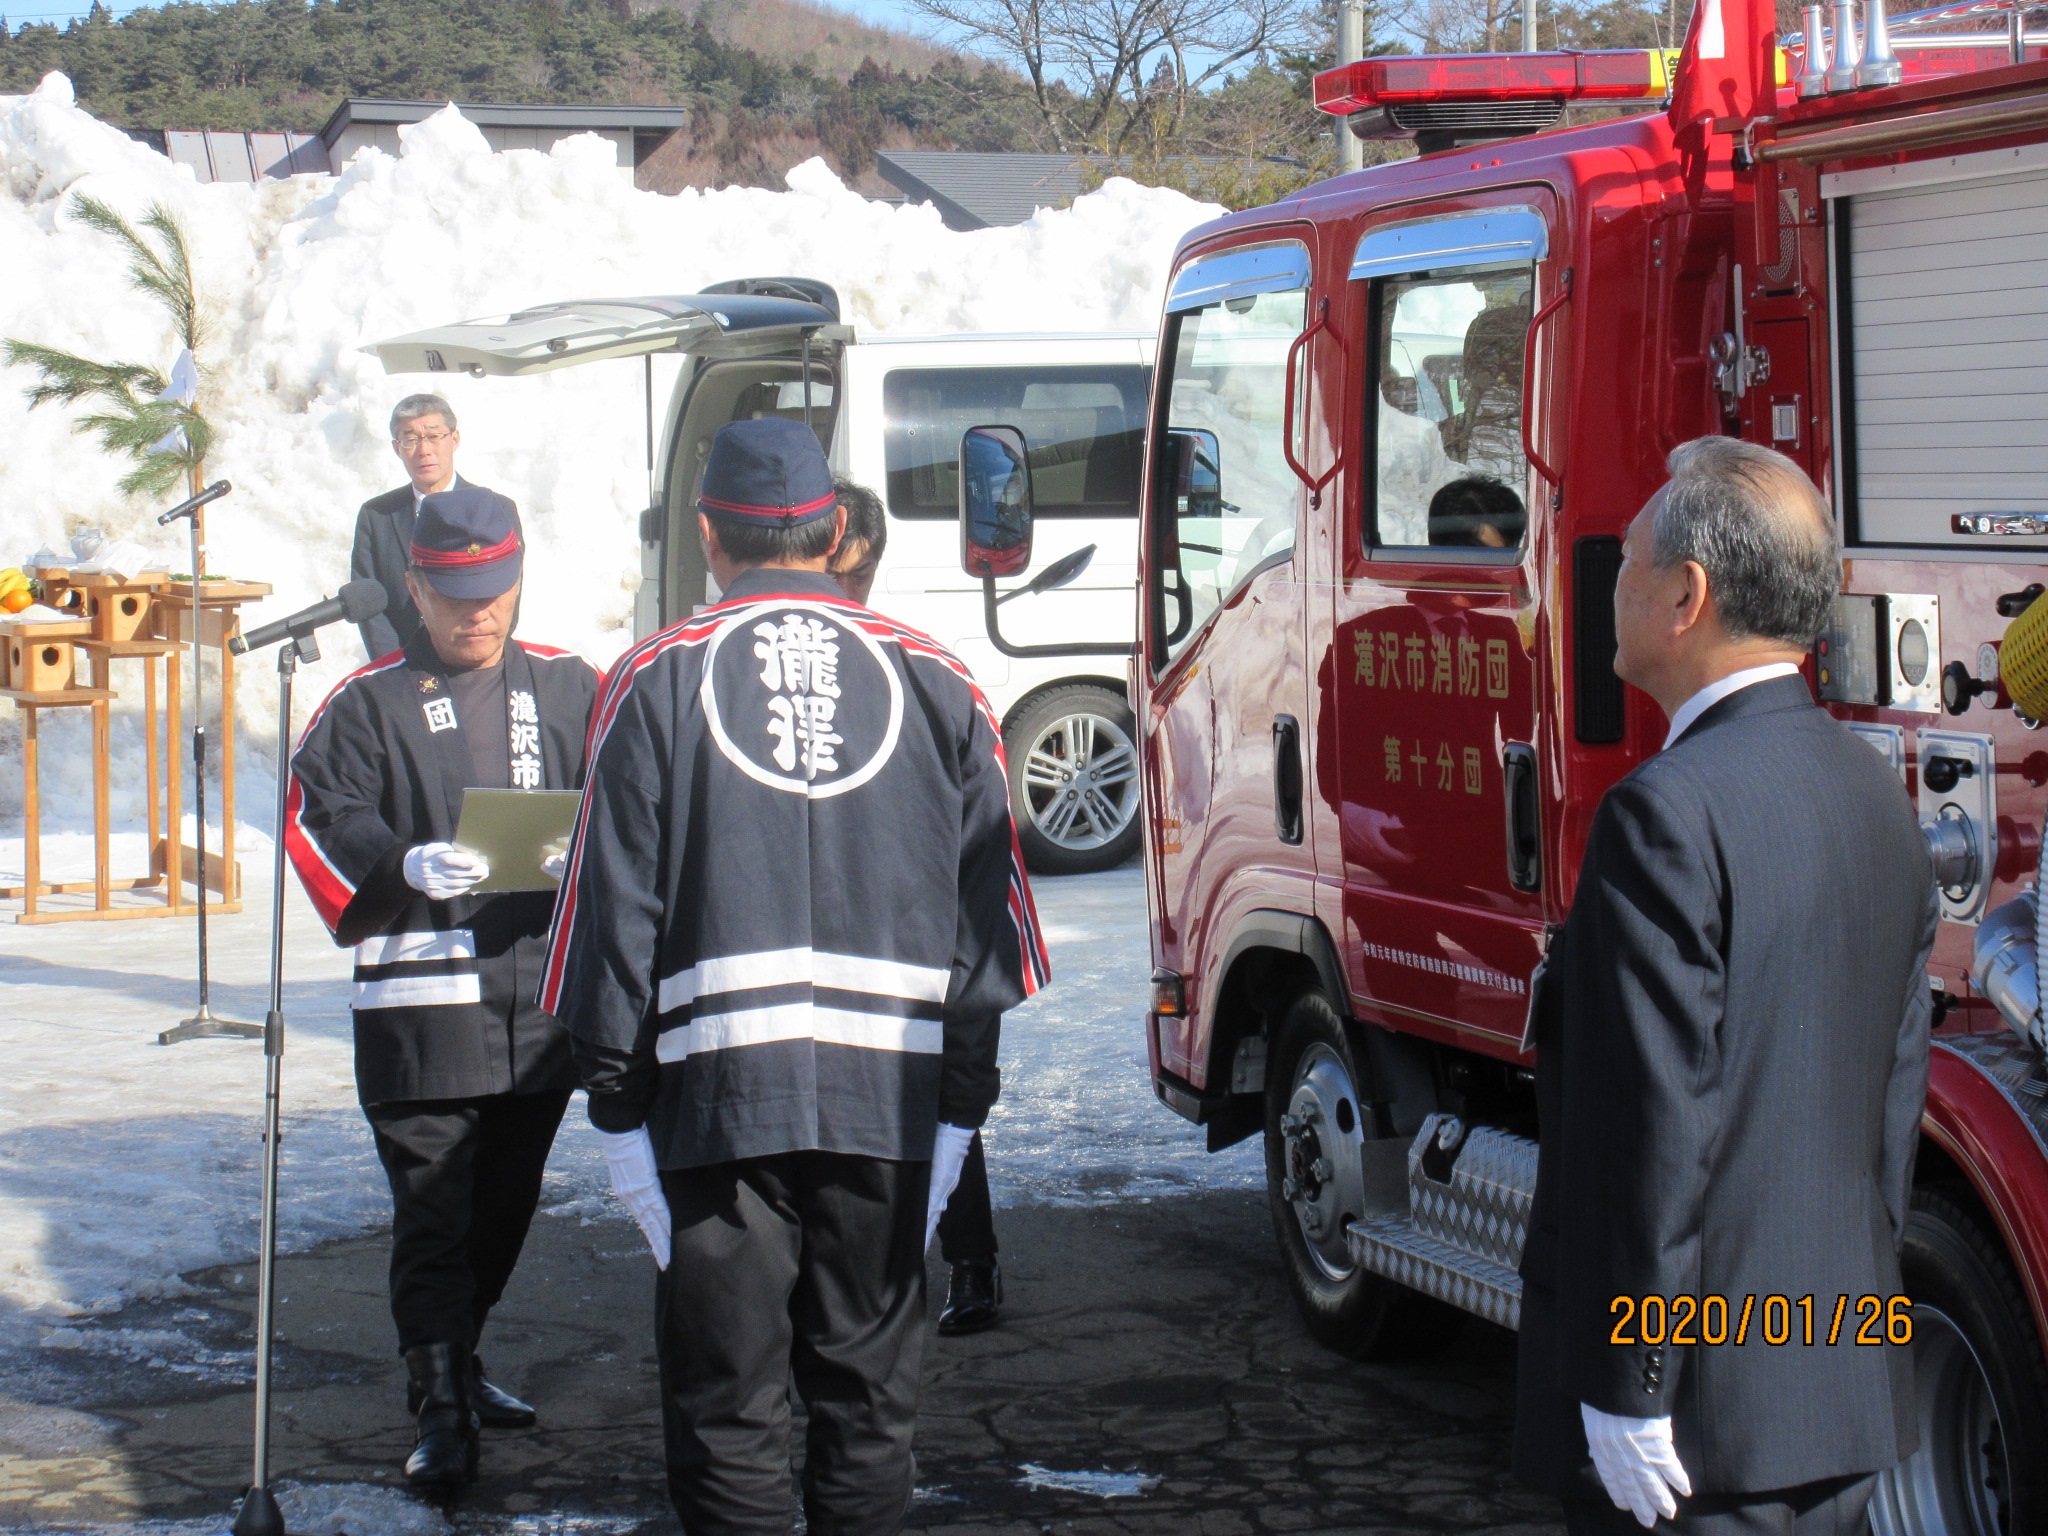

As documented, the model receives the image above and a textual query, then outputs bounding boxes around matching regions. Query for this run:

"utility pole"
[1522,0,1538,48]
[1336,0,1366,173]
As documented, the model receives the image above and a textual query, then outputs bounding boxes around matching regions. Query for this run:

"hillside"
[0,0,1042,187]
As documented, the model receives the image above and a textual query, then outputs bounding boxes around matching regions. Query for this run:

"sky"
[9,0,943,35]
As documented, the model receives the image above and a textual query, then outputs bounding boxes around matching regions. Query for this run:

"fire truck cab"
[1069,5,2048,1530]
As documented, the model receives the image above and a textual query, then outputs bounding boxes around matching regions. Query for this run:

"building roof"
[128,129,331,183]
[318,98,688,148]
[873,151,1086,230]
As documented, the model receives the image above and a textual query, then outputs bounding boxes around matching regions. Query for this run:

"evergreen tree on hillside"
[0,0,1042,174]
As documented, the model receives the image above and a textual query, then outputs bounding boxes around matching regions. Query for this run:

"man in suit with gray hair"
[1514,436,1936,1533]
[352,393,523,658]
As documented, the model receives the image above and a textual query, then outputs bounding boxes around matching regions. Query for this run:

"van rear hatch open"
[364,290,848,377]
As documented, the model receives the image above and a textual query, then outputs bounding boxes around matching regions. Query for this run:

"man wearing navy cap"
[289,486,599,1489]
[543,418,1049,1535]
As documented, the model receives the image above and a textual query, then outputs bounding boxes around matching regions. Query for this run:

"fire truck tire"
[1870,1185,2048,1536]
[1004,685,1143,876]
[1263,989,1462,1361]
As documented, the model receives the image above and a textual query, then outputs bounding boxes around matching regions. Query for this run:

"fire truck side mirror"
[1165,429,1222,524]
[959,424,1034,580]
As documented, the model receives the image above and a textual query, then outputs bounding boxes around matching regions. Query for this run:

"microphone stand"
[159,489,258,1045]
[229,629,313,1536]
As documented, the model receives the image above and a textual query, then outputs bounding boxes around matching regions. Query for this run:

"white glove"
[1582,1403,1691,1528]
[598,1127,671,1270]
[925,1124,975,1253]
[540,838,569,883]
[402,842,490,900]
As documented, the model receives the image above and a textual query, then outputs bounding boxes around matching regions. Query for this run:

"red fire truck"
[1025,2,2048,1529]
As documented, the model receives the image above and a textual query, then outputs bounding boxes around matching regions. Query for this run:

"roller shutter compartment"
[1840,162,2048,548]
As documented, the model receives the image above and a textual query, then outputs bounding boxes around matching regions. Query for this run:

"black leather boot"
[938,1258,1003,1335]
[402,1342,479,1488]
[408,1354,536,1429]
[470,1356,537,1428]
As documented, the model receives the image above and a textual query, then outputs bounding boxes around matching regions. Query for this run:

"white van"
[371,278,1151,873]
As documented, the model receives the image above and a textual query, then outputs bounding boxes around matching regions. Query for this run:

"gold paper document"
[454,788,583,892]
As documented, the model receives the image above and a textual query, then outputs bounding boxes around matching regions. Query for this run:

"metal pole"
[643,352,656,513]
[801,332,814,429]
[160,504,257,1044]
[1522,0,1538,49]
[1336,0,1367,174]
[228,638,298,1536]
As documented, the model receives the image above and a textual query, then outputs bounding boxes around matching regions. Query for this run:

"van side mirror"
[959,425,1034,579]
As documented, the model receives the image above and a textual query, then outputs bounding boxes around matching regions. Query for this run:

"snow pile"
[0,72,1216,839]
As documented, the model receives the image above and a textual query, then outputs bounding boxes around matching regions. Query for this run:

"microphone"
[156,480,232,526]
[230,580,387,655]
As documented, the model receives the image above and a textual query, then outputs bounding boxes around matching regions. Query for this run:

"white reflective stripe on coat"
[654,1004,944,1063]
[353,973,484,1011]
[354,929,477,967]
[654,947,951,1014]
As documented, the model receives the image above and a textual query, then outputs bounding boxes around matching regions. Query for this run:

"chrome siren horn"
[1796,4,1831,96]
[1858,0,1904,87]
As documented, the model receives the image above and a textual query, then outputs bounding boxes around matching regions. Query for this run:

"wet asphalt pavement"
[0,1189,1562,1535]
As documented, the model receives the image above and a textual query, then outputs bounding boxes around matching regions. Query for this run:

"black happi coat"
[288,634,599,1106]
[540,568,1051,1170]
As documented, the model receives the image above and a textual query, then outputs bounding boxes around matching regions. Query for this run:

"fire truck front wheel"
[1263,989,1460,1361]
[1005,685,1142,876]
[1870,1186,2048,1536]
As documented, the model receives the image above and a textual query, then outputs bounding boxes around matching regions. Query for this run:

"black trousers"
[657,1151,930,1536]
[1563,1473,1878,1535]
[364,1089,570,1355]
[936,1129,997,1264]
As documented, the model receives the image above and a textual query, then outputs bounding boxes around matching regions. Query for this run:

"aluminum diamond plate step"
[1345,1213,1525,1330]
[1344,1112,1537,1331]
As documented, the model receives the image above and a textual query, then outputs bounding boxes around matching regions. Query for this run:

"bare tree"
[909,0,1316,151]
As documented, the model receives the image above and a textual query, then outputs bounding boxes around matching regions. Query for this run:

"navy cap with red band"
[410,485,523,599]
[697,418,837,528]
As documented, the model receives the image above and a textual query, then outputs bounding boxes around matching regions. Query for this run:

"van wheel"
[1263,990,1461,1360]
[1870,1186,2048,1536]
[1005,685,1141,876]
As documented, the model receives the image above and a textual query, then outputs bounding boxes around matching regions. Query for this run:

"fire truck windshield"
[1151,285,1308,665]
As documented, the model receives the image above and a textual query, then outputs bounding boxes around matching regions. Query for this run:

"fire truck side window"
[1152,286,1309,665]
[1370,265,1534,553]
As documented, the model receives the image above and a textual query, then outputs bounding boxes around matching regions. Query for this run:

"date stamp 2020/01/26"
[1609,1294,1914,1348]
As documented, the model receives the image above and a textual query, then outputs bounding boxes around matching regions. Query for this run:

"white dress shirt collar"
[1662,662,1801,749]
[412,471,461,509]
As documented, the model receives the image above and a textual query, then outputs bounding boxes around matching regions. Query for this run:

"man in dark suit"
[352,394,522,657]
[1514,436,1936,1533]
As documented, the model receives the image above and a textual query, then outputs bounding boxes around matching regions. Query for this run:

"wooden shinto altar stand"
[2,571,272,924]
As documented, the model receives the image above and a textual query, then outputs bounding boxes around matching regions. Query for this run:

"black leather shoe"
[939,1258,1002,1335]
[411,1355,537,1429]
[402,1342,479,1488]
[470,1356,537,1428]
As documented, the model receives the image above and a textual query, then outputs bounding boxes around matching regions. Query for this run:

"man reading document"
[288,487,597,1488]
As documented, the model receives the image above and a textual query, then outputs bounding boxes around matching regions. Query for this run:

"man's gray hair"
[1653,437,1839,647]
[390,394,457,437]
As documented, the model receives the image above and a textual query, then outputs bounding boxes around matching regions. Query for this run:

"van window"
[883,366,1149,519]
[1151,286,1307,667]
[1371,265,1533,553]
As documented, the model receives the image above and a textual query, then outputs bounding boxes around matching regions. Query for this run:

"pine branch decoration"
[3,194,214,500]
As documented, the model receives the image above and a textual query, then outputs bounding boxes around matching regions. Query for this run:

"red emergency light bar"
[1312,50,1677,115]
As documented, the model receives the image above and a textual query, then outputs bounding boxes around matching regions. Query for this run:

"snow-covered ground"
[0,74,1216,836]
[0,851,1258,1388]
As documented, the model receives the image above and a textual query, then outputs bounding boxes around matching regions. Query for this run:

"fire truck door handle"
[1522,268,1574,490]
[1502,742,1542,893]
[1273,715,1304,845]
[1281,300,1341,508]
